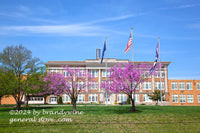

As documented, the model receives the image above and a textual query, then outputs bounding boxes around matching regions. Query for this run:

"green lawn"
[0,105,200,133]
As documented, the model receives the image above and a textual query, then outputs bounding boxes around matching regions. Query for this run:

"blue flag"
[150,41,159,74]
[100,40,106,64]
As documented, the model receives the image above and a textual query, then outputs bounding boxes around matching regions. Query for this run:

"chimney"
[96,49,101,59]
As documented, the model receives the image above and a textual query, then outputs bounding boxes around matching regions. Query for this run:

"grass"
[0,105,200,133]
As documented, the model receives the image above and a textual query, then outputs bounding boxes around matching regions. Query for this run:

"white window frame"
[155,82,164,90]
[197,82,200,90]
[77,94,85,103]
[117,94,127,103]
[89,81,98,90]
[186,82,193,90]
[89,70,98,78]
[132,94,139,102]
[172,94,178,103]
[62,94,71,103]
[77,81,84,90]
[198,95,200,103]
[179,82,185,90]
[179,94,186,103]
[143,82,151,90]
[143,94,152,102]
[171,82,177,90]
[187,95,193,103]
[102,70,110,77]
[155,72,164,78]
[88,94,98,102]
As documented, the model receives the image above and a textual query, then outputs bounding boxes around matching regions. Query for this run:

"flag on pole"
[125,33,132,53]
[100,40,106,64]
[150,41,159,74]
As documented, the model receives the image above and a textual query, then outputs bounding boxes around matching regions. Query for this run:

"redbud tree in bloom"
[39,72,68,104]
[101,62,159,112]
[63,66,94,113]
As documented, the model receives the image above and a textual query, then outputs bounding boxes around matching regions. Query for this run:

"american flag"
[150,41,159,74]
[124,33,132,53]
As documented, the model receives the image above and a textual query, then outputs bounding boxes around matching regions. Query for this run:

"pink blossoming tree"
[39,72,68,104]
[63,66,94,113]
[101,62,159,112]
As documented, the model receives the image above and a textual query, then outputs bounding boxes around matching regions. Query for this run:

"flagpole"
[105,36,108,106]
[131,27,134,63]
[158,37,162,105]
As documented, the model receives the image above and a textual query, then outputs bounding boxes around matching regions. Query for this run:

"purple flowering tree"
[63,66,94,113]
[101,62,159,112]
[39,72,68,104]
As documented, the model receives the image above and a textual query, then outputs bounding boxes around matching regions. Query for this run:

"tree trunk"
[72,101,76,113]
[156,100,158,106]
[0,96,2,105]
[131,98,136,111]
[17,101,21,111]
[44,96,47,104]
[71,97,77,113]
[26,95,29,107]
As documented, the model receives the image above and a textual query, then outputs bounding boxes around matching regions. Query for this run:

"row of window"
[62,94,98,102]
[62,94,154,103]
[65,81,165,90]
[28,97,44,101]
[172,94,200,103]
[50,69,165,78]
[171,82,200,90]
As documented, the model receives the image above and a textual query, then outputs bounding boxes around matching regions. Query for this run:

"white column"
[165,67,168,92]
[152,75,155,91]
[98,69,101,92]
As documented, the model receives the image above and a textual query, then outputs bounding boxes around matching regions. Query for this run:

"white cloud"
[0,24,104,36]
[0,13,146,36]
[158,3,200,10]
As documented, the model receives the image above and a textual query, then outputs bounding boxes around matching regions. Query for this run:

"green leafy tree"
[148,90,164,105]
[0,45,41,110]
[0,67,18,105]
[23,71,44,107]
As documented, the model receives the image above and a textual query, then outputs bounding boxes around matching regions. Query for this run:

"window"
[29,97,43,101]
[142,72,151,78]
[143,94,152,102]
[187,95,193,103]
[62,94,71,103]
[89,81,98,90]
[143,82,151,90]
[155,82,164,90]
[132,82,139,90]
[77,81,84,90]
[63,71,70,77]
[132,94,139,102]
[88,94,98,102]
[89,70,98,77]
[179,82,185,90]
[102,70,110,77]
[155,72,164,78]
[77,94,85,102]
[186,82,193,90]
[179,95,186,103]
[171,82,177,90]
[172,95,178,103]
[198,95,200,103]
[197,82,200,90]
[117,94,127,103]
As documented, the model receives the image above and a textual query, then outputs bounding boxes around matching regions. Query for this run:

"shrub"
[127,97,131,104]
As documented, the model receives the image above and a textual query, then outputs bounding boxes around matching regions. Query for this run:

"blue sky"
[0,0,200,79]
